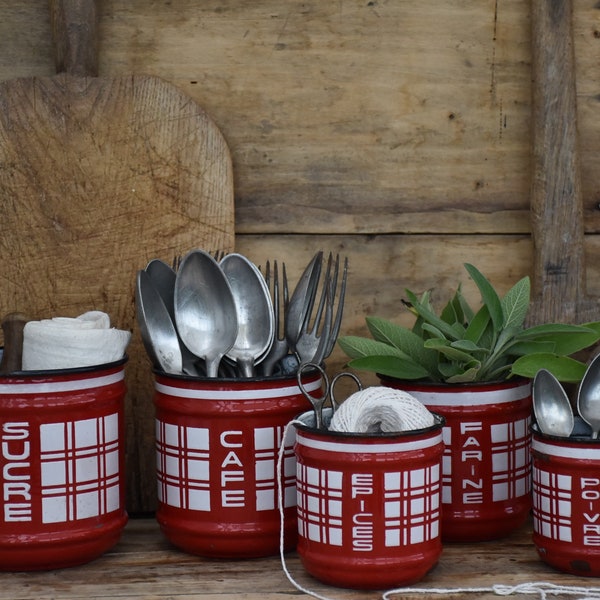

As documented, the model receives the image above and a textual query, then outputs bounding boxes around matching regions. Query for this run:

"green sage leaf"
[516,324,600,356]
[464,263,503,332]
[365,317,438,374]
[456,286,475,323]
[451,339,487,353]
[441,289,463,325]
[337,336,408,360]
[404,289,461,341]
[424,338,476,363]
[501,276,530,329]
[422,323,447,340]
[438,362,463,379]
[446,365,481,383]
[464,304,491,346]
[347,355,432,380]
[510,353,587,382]
[507,340,557,356]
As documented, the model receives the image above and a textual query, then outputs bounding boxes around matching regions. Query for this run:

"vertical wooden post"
[529,0,588,324]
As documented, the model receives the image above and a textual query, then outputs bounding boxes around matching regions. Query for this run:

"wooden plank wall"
[1,0,600,513]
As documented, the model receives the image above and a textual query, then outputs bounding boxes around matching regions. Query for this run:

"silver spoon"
[174,250,238,378]
[533,368,574,437]
[220,253,274,378]
[145,259,202,377]
[136,270,183,374]
[145,259,177,316]
[577,353,600,439]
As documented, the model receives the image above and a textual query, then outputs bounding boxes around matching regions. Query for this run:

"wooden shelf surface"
[2,517,600,599]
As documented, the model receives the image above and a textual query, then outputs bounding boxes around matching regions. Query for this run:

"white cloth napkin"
[329,386,435,433]
[22,311,131,370]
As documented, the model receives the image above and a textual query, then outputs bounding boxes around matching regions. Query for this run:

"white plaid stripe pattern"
[532,466,573,542]
[297,466,344,545]
[490,419,531,501]
[155,420,296,511]
[440,416,531,503]
[39,414,121,523]
[296,464,440,547]
[384,465,440,545]
[155,422,211,510]
[255,426,296,510]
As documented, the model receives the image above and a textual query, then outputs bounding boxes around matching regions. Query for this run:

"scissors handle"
[330,372,363,412]
[297,362,329,429]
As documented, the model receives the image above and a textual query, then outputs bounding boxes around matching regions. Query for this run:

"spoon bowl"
[136,270,183,374]
[533,368,574,437]
[145,259,177,317]
[220,253,274,377]
[577,353,600,439]
[174,250,238,378]
[145,258,202,376]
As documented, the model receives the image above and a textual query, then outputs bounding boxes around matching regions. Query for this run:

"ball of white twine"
[328,386,434,433]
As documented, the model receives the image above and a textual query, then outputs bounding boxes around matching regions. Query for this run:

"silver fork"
[295,253,337,366]
[261,260,290,376]
[324,255,348,358]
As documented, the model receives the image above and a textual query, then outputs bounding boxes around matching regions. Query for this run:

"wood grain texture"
[2,2,600,235]
[2,517,598,599]
[1,1,600,512]
[3,0,535,235]
[529,0,595,324]
[0,69,235,512]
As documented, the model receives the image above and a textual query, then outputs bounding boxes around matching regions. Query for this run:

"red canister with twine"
[0,358,128,571]
[153,369,320,558]
[294,408,445,590]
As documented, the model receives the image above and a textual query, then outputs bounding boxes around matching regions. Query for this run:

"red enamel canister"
[380,377,532,542]
[294,409,444,590]
[153,370,320,558]
[532,426,600,576]
[0,358,128,571]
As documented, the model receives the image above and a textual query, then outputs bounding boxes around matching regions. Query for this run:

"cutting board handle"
[0,312,28,374]
[48,0,98,77]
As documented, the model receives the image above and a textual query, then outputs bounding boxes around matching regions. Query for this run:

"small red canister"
[0,358,128,571]
[380,377,532,542]
[294,409,444,590]
[154,369,320,558]
[532,424,600,576]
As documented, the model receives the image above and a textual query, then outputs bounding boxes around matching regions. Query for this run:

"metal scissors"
[297,362,362,429]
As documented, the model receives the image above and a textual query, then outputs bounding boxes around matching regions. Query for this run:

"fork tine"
[325,256,347,358]
[303,252,333,336]
[272,261,280,338]
[282,262,289,317]
[285,251,323,350]
[328,254,340,302]
[294,250,349,366]
[274,260,291,341]
[310,279,334,366]
[260,259,291,376]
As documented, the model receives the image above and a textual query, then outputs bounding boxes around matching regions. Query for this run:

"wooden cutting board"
[0,0,234,512]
